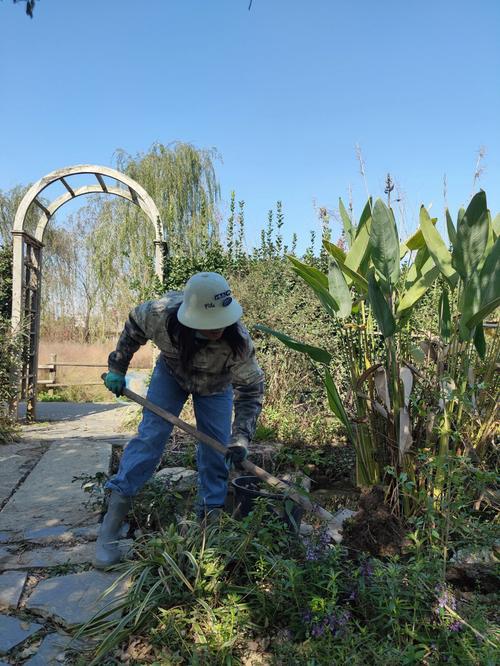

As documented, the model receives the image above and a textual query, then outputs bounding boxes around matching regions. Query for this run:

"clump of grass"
[38,385,110,402]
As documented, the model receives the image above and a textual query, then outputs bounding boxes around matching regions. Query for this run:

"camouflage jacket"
[108,292,264,444]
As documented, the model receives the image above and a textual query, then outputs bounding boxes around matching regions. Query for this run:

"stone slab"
[247,440,283,467]
[326,509,357,543]
[18,402,127,426]
[26,570,130,626]
[0,439,112,541]
[333,508,357,524]
[1,525,100,546]
[23,632,72,666]
[23,525,100,545]
[0,542,96,570]
[0,452,29,507]
[0,614,43,655]
[0,571,27,609]
[154,467,198,492]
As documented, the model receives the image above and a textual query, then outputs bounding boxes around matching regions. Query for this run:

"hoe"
[109,377,347,542]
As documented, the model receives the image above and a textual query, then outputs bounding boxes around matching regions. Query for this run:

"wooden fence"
[37,354,150,390]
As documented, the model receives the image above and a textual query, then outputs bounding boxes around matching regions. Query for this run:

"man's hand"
[225,436,249,469]
[104,371,126,397]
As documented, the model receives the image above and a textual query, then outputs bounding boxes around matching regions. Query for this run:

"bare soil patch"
[342,486,405,557]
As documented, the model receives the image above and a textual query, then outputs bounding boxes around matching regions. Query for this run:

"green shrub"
[0,244,12,319]
[78,500,498,665]
[0,317,21,443]
[0,245,21,443]
[232,259,348,446]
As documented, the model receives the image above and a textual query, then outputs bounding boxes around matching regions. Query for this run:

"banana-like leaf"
[420,205,458,288]
[397,265,440,315]
[324,367,355,443]
[473,324,486,360]
[323,240,368,292]
[346,201,372,275]
[254,324,332,364]
[439,289,452,343]
[358,200,375,276]
[368,271,396,338]
[452,190,489,279]
[446,209,457,245]
[287,255,328,287]
[355,198,372,236]
[339,198,355,248]
[322,239,346,263]
[398,407,413,461]
[414,245,432,272]
[493,213,500,238]
[465,234,500,329]
[370,199,400,288]
[374,367,391,411]
[401,217,438,254]
[287,256,339,317]
[399,366,413,408]
[401,245,433,287]
[346,222,371,275]
[482,211,495,266]
[328,258,352,318]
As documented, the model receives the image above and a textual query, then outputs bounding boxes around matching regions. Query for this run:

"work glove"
[225,436,249,469]
[104,371,126,397]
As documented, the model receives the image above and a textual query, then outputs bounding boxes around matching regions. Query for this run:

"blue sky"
[1,0,499,250]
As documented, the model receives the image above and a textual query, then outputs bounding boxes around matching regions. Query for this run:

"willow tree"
[0,185,41,243]
[115,142,221,257]
[70,142,223,333]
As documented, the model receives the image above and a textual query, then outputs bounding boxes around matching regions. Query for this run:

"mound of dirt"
[342,486,404,557]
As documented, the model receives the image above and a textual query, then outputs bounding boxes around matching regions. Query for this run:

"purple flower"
[326,614,337,630]
[338,610,351,626]
[311,622,324,637]
[360,560,374,578]
[449,620,463,632]
[303,527,332,562]
[435,587,457,613]
[348,589,357,601]
[302,610,312,623]
[305,544,320,561]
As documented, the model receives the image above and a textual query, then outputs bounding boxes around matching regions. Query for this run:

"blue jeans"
[106,355,233,512]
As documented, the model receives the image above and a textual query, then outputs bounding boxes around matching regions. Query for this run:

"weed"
[75,493,499,665]
[73,472,109,512]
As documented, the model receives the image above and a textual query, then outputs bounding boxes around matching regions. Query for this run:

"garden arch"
[11,164,165,421]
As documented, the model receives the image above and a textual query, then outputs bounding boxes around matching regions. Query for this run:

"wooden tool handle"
[102,373,338,526]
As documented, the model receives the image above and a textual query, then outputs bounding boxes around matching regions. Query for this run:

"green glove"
[104,371,126,397]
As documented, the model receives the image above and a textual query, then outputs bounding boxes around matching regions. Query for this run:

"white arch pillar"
[11,164,165,420]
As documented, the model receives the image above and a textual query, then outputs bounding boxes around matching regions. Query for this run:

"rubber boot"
[94,491,131,569]
[198,506,224,526]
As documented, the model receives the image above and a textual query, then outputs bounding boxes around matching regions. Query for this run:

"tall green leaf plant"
[257,191,499,515]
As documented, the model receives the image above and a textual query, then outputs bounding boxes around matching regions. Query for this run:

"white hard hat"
[177,272,243,330]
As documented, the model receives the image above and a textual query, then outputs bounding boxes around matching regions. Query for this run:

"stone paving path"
[0,402,132,665]
[0,401,354,664]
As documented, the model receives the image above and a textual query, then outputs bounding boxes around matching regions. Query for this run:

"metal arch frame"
[11,164,165,421]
